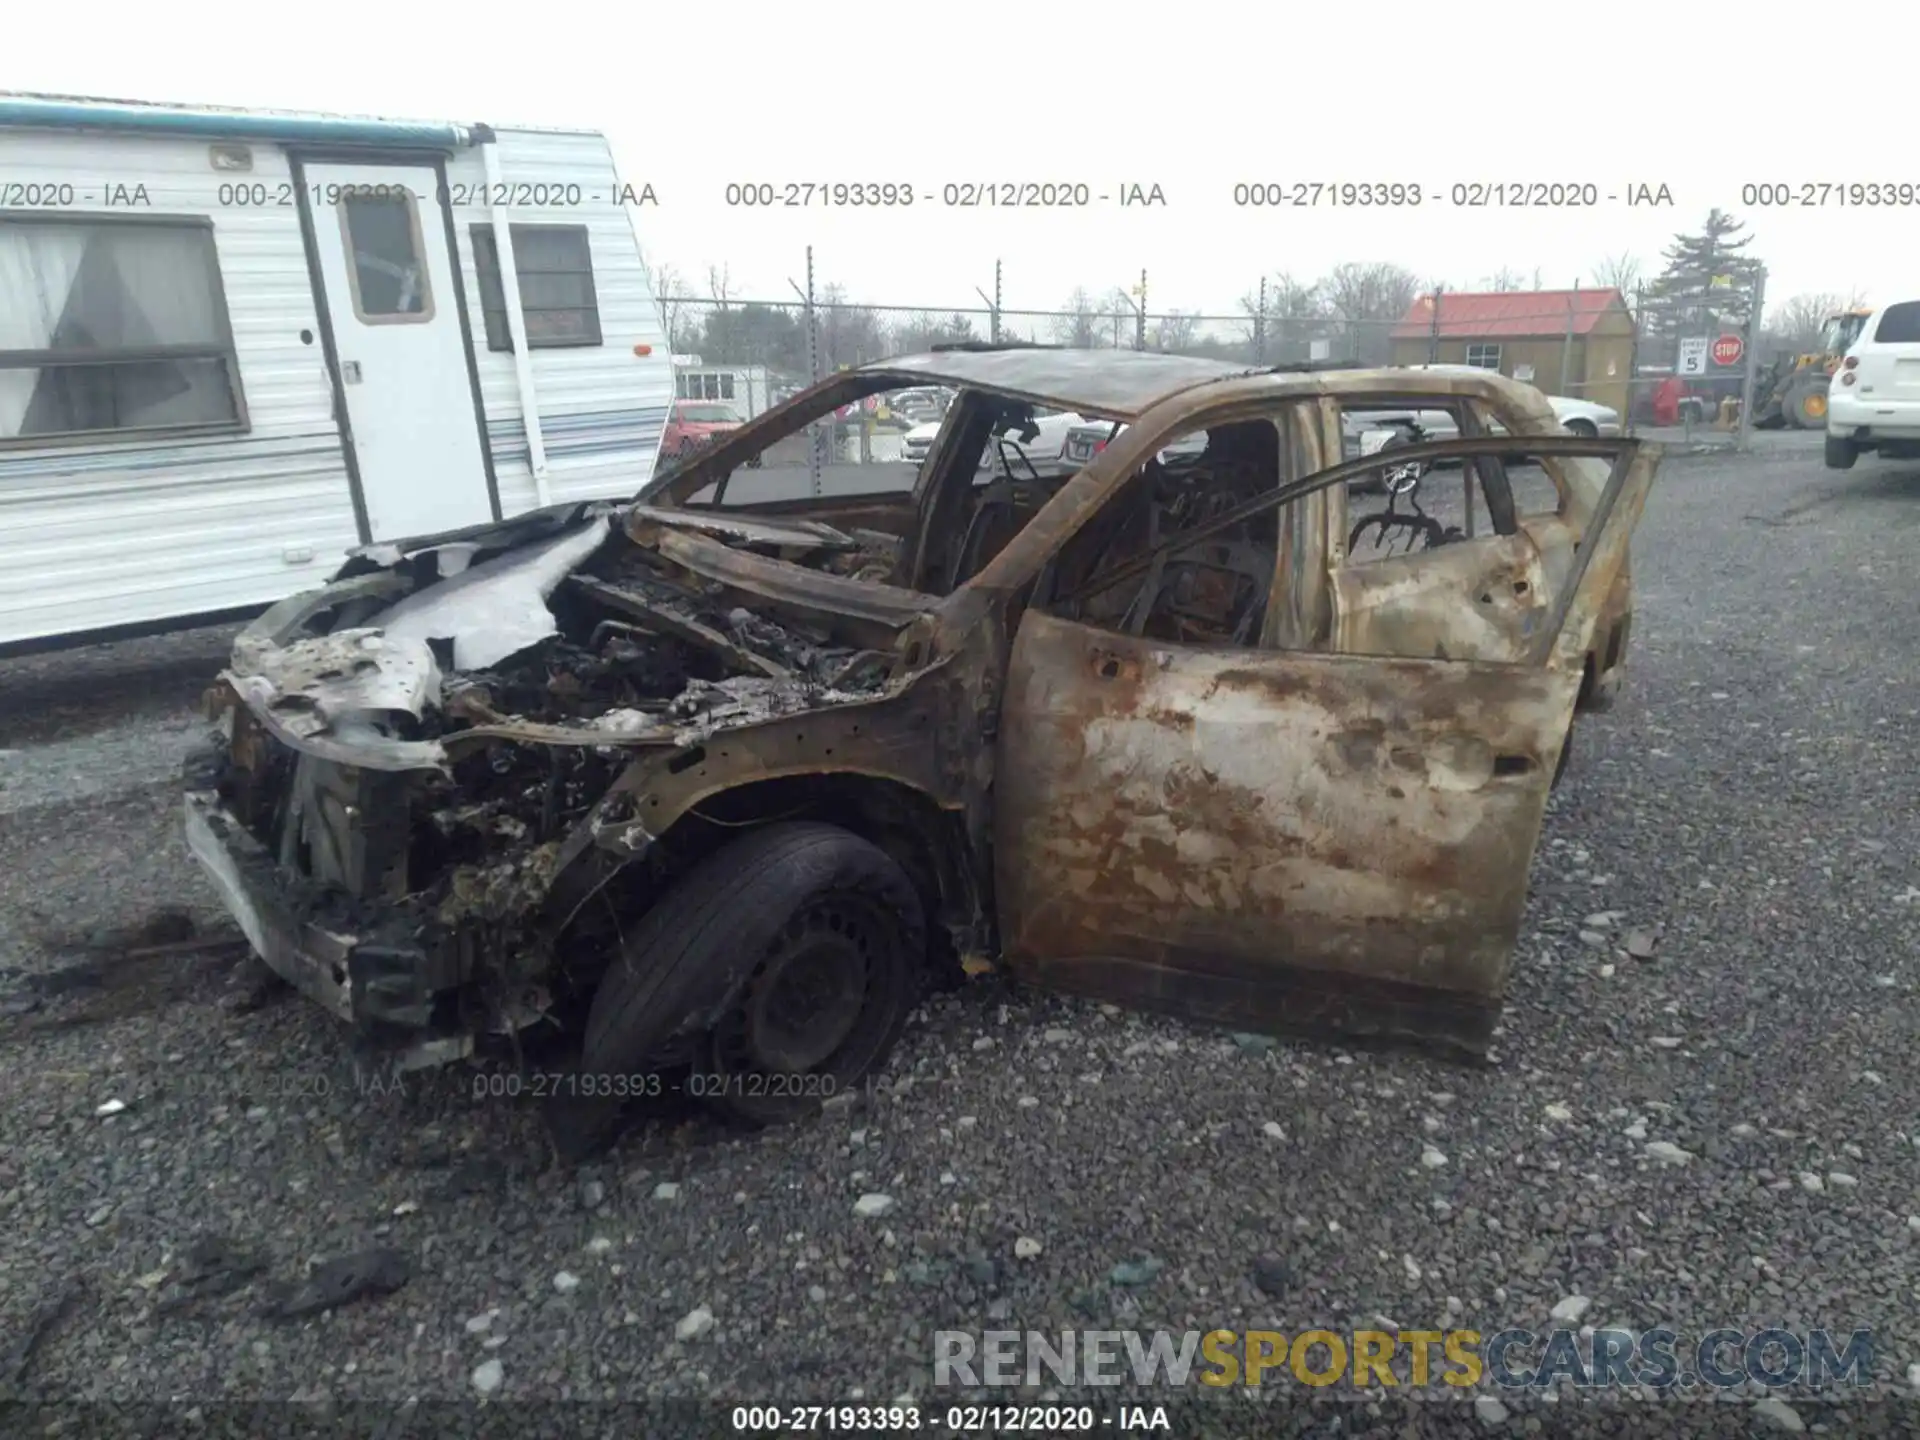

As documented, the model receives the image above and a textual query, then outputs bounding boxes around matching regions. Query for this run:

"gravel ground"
[3,444,1919,1438]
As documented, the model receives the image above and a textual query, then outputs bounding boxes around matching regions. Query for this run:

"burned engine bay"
[204,502,921,983]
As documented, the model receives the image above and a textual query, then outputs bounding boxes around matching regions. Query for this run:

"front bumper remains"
[184,790,469,1055]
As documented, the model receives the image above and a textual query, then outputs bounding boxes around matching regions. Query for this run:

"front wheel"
[553,823,925,1156]
[1563,418,1597,439]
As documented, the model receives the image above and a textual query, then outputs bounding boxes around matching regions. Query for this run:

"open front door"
[992,441,1656,1056]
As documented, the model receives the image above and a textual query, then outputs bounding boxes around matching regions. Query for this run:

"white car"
[1061,421,1209,468]
[903,407,1095,469]
[1825,299,1920,470]
[1354,366,1620,457]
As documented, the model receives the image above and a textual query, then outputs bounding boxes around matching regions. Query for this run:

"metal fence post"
[803,246,823,494]
[1135,269,1147,351]
[1427,286,1442,363]
[1255,275,1267,365]
[1625,284,1643,436]
[1561,280,1578,395]
[1736,265,1767,454]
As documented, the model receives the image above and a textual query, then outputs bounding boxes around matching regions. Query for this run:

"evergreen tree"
[1644,210,1764,356]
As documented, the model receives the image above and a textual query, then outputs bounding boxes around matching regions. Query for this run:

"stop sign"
[1712,333,1745,367]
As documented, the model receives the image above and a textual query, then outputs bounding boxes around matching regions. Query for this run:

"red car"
[662,401,746,460]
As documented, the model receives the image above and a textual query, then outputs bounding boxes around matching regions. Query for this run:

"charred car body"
[184,348,1658,1150]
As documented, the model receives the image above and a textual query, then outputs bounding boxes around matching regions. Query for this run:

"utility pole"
[1427,285,1443,363]
[1736,264,1767,454]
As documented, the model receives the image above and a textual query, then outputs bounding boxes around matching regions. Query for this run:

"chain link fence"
[652,253,1798,488]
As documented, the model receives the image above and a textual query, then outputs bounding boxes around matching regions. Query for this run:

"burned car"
[184,348,1658,1153]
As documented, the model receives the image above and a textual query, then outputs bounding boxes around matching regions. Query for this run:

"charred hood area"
[200,501,924,992]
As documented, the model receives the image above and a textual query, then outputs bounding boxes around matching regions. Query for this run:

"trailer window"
[470,224,601,350]
[338,190,433,323]
[0,215,245,444]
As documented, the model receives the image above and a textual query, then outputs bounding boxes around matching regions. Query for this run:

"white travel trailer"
[0,94,671,650]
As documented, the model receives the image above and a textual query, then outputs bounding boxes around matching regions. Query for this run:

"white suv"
[1825,299,1920,469]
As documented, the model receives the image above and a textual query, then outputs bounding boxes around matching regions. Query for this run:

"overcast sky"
[9,1,1918,319]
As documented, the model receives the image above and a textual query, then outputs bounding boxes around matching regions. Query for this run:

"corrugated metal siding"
[0,131,360,644]
[448,130,670,513]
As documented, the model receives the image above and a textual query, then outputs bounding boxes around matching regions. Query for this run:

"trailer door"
[302,161,493,541]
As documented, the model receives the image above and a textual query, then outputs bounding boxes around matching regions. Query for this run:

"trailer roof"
[0,92,603,148]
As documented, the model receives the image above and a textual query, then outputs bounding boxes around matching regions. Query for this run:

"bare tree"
[892,310,983,352]
[1591,252,1643,297]
[1480,267,1528,292]
[817,283,887,368]
[648,261,693,352]
[1321,262,1424,363]
[1765,292,1856,352]
[706,264,734,308]
[1050,287,1103,348]
[1150,310,1201,353]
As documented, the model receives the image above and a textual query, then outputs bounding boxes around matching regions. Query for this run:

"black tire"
[550,823,924,1157]
[1824,433,1858,470]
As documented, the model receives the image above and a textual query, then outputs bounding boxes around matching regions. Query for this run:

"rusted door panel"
[994,611,1577,1052]
[1332,534,1551,663]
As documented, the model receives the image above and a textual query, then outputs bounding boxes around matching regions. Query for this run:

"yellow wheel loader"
[1750,307,1874,429]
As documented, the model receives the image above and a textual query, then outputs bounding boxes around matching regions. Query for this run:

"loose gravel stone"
[674,1306,714,1341]
[470,1359,503,1395]
[1752,1396,1806,1432]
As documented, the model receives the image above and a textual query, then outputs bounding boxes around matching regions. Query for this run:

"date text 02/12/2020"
[463,1070,841,1102]
[727,1403,1174,1432]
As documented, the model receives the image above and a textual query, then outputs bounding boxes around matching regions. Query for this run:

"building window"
[1464,343,1502,371]
[0,215,246,445]
[470,224,601,351]
[339,190,433,323]
[675,373,691,399]
[719,372,735,400]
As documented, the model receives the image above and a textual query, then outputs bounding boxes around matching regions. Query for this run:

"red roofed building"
[1389,288,1636,416]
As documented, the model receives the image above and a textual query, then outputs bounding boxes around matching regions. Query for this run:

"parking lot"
[3,434,1919,1433]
